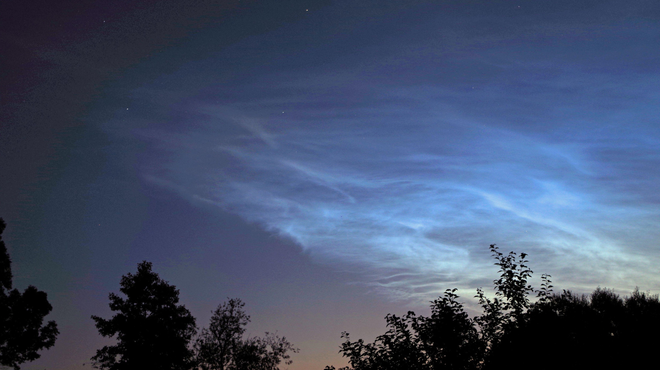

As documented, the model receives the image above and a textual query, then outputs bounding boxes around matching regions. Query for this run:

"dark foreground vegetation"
[1,218,297,370]
[325,245,660,370]
[0,219,58,370]
[1,217,659,370]
[91,261,298,370]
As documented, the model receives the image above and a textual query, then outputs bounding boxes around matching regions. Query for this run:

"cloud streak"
[104,4,660,302]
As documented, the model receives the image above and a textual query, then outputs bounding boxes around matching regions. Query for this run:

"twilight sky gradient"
[2,1,660,369]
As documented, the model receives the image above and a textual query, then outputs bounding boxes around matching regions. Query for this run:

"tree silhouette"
[0,218,58,370]
[195,299,248,370]
[326,244,660,370]
[332,289,482,370]
[473,245,535,364]
[487,287,660,370]
[330,245,535,370]
[194,298,298,370]
[417,289,483,370]
[91,261,197,370]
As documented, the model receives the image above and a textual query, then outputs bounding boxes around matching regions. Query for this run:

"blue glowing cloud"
[105,4,660,301]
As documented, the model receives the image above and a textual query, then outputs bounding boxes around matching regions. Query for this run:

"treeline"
[91,261,298,370]
[2,217,660,370]
[0,218,297,370]
[325,245,660,370]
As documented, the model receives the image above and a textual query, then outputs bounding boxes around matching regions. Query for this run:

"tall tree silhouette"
[0,218,58,370]
[194,298,298,370]
[91,261,197,370]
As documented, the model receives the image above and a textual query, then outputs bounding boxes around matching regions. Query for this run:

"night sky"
[2,1,660,369]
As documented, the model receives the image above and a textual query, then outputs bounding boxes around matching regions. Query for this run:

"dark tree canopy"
[486,287,660,370]
[195,298,298,370]
[0,218,59,370]
[326,244,660,370]
[329,289,483,370]
[91,261,197,370]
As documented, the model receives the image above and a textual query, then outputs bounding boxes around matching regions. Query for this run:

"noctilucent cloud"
[101,1,660,301]
[3,1,660,369]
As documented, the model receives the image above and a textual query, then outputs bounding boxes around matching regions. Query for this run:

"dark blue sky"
[2,1,660,369]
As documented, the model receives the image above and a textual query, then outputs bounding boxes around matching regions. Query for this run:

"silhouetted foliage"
[330,245,533,370]
[488,286,660,370]
[0,218,58,370]
[195,299,248,370]
[326,244,660,370]
[474,245,534,364]
[417,289,483,370]
[194,298,298,370]
[329,288,483,370]
[91,261,197,370]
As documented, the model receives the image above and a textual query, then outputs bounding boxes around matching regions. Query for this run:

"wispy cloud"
[105,9,660,302]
